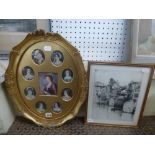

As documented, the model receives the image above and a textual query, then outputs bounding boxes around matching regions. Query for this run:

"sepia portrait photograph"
[39,72,58,96]
[87,63,153,127]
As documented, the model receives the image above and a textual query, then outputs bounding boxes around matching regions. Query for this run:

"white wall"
[143,80,155,115]
[0,83,15,133]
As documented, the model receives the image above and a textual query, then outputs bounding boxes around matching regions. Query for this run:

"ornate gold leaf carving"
[32,29,46,36]
[5,30,88,127]
[11,49,21,55]
[5,70,17,95]
[73,52,80,56]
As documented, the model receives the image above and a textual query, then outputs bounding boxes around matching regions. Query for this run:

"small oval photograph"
[35,101,46,113]
[62,69,73,83]
[24,87,36,100]
[51,50,64,66]
[61,88,73,101]
[32,49,45,65]
[52,102,62,113]
[22,66,34,80]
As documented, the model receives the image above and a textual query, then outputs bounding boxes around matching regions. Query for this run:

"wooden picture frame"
[86,61,154,127]
[5,30,88,127]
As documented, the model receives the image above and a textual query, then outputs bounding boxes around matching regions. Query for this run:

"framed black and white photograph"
[86,62,154,127]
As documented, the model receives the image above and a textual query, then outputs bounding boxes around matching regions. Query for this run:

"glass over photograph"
[39,72,58,95]
[87,64,152,126]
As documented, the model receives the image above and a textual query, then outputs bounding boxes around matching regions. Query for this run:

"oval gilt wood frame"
[5,30,88,127]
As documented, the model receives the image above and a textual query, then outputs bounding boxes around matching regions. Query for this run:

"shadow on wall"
[0,82,15,133]
[144,79,155,116]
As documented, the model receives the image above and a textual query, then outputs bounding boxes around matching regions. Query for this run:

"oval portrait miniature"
[36,101,46,113]
[62,88,73,101]
[51,50,64,66]
[62,69,73,83]
[24,87,36,100]
[32,49,45,65]
[52,102,62,113]
[22,66,34,80]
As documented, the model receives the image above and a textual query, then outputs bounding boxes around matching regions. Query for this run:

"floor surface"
[3,116,155,135]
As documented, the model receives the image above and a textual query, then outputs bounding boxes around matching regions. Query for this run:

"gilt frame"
[5,30,88,127]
